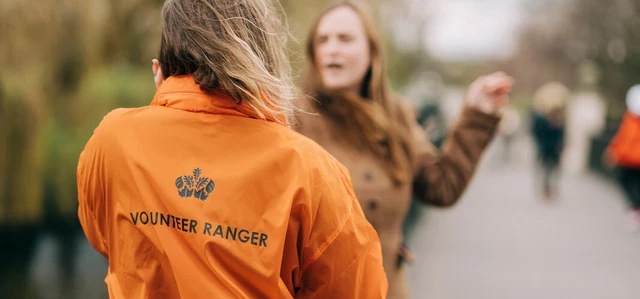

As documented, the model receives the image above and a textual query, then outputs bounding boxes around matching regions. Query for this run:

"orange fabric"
[77,76,387,299]
[607,111,640,168]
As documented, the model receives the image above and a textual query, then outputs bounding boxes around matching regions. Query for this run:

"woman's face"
[314,6,371,94]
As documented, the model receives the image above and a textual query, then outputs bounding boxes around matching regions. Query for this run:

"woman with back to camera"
[295,1,514,298]
[77,0,388,298]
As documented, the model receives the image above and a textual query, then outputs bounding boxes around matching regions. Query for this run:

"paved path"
[407,136,640,298]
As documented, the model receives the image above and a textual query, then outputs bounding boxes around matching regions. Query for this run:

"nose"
[323,37,340,57]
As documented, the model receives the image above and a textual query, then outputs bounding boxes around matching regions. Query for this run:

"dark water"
[0,227,108,299]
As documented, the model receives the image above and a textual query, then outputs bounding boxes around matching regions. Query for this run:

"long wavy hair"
[158,0,297,124]
[305,1,412,185]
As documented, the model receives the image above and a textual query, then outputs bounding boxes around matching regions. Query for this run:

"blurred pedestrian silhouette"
[604,84,640,232]
[497,105,521,164]
[531,82,570,200]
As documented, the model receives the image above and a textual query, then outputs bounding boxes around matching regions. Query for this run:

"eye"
[315,34,329,45]
[338,34,354,43]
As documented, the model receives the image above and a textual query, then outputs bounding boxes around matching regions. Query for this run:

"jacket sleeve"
[296,159,387,299]
[405,103,501,207]
[77,131,109,258]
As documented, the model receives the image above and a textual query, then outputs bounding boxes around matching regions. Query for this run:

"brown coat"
[294,100,500,299]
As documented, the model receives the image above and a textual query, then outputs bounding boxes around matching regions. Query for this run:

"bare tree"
[511,0,640,112]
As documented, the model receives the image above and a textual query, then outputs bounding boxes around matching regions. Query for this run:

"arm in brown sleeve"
[407,103,501,207]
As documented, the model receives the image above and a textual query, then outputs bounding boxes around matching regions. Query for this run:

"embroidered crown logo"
[175,168,215,200]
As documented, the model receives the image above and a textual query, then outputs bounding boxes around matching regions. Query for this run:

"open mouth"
[325,63,344,70]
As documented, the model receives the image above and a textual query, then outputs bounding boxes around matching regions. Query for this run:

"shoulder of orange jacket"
[90,106,348,182]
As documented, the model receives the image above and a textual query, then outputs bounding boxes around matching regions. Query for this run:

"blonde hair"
[533,81,571,115]
[305,1,412,186]
[158,0,297,124]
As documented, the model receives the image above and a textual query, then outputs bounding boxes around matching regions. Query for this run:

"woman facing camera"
[295,1,514,298]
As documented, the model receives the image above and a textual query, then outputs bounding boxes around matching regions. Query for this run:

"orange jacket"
[607,111,640,168]
[77,76,387,298]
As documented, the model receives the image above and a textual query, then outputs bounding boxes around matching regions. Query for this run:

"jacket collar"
[150,75,285,123]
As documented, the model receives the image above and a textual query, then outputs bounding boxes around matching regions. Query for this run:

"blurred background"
[1,0,639,298]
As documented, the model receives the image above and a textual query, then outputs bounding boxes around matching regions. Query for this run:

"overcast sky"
[424,0,529,62]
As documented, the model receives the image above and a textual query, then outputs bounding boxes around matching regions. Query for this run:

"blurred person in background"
[531,82,571,201]
[604,84,640,232]
[497,104,521,164]
[294,1,514,298]
[80,0,388,298]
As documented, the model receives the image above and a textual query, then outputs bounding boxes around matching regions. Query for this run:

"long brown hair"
[305,1,412,185]
[158,0,297,124]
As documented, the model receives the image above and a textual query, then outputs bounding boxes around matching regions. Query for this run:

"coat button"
[364,171,374,182]
[367,199,378,210]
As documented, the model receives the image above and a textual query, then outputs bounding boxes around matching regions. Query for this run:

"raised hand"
[465,72,515,116]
